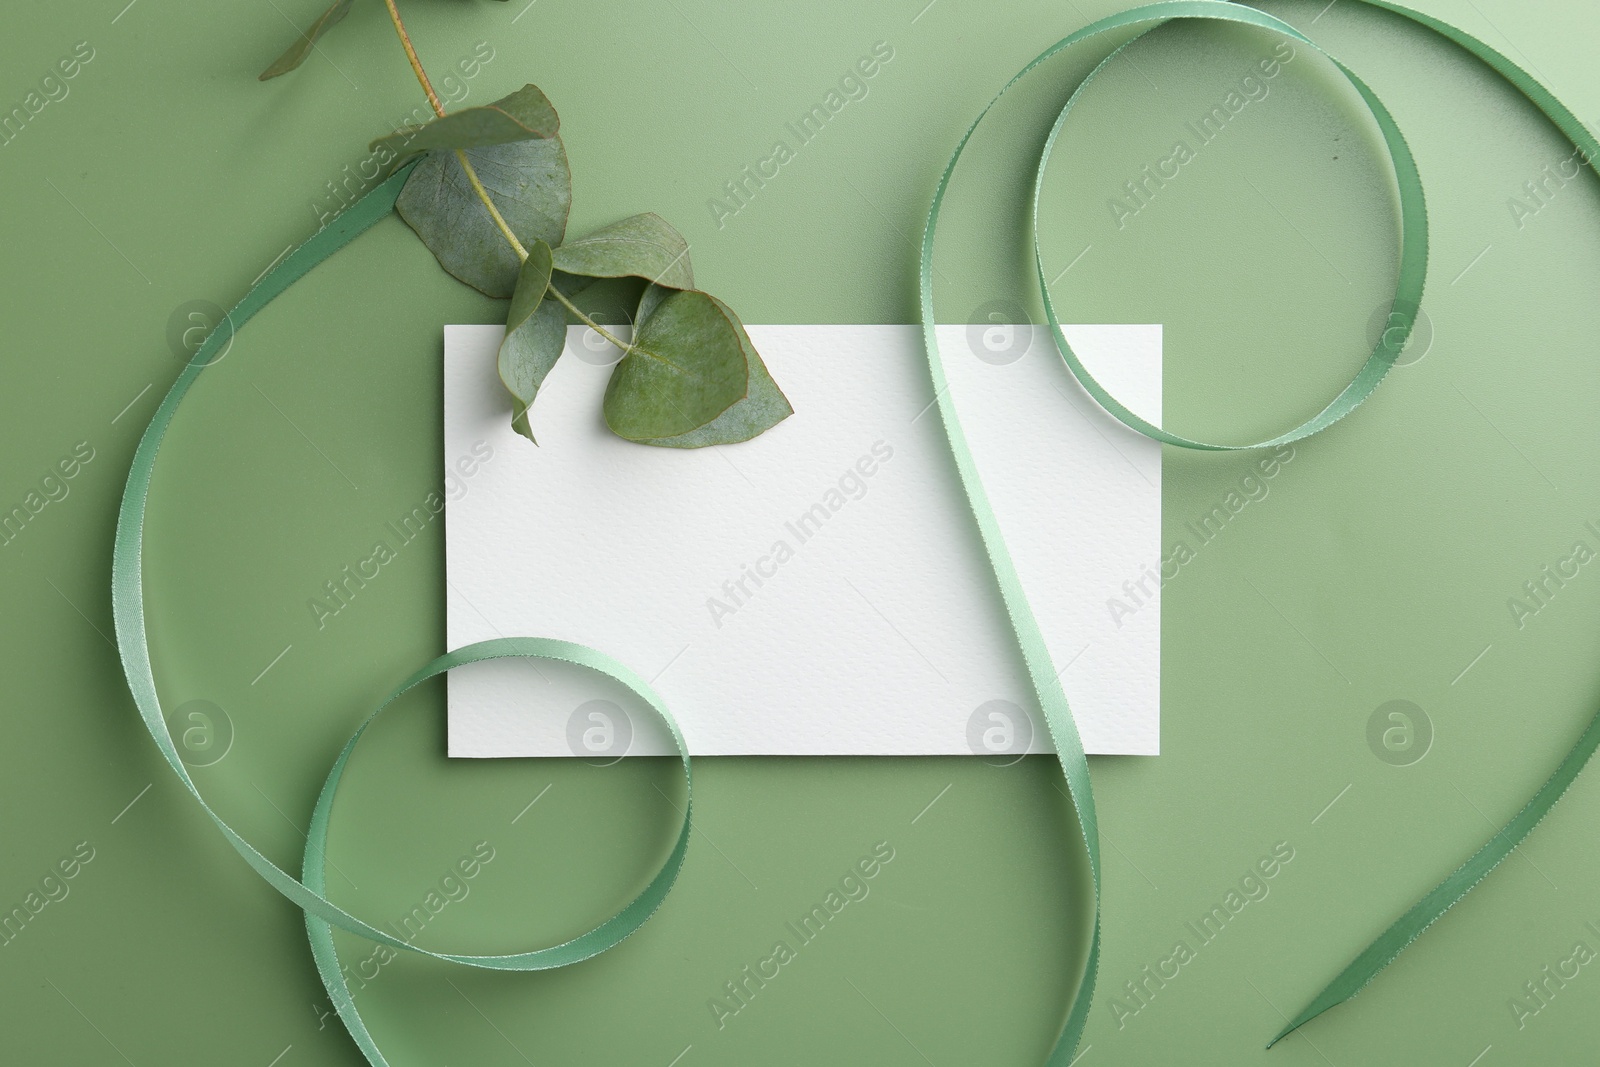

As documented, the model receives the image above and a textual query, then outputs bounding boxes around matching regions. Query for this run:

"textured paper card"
[443,322,1160,757]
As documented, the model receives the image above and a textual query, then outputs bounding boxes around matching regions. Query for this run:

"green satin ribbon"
[111,162,695,1067]
[918,0,1600,1054]
[111,2,1600,1063]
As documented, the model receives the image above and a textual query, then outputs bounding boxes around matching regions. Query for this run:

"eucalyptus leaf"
[636,281,671,325]
[505,303,566,441]
[258,0,353,81]
[552,214,694,289]
[603,290,748,441]
[497,241,563,442]
[638,298,791,448]
[396,138,571,298]
[505,240,555,328]
[370,84,559,162]
[499,241,563,441]
[552,269,594,298]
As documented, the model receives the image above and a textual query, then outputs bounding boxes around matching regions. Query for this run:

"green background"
[4,0,1600,1063]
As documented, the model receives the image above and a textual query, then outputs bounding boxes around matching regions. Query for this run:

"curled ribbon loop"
[115,2,1600,1063]
[920,0,1600,1053]
[113,163,695,1067]
[1031,3,1426,451]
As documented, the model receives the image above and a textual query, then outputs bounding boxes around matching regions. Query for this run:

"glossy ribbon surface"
[917,0,1600,1052]
[112,163,695,1067]
[112,2,1600,1063]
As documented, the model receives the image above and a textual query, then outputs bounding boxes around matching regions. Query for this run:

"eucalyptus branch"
[262,0,789,446]
[381,0,626,350]
[454,149,529,259]
[381,0,522,256]
[380,0,446,117]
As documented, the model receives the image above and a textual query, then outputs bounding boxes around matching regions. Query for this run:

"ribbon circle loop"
[920,0,1600,1055]
[113,1,1600,1063]
[1030,1,1427,450]
[112,164,695,1067]
[304,638,695,1065]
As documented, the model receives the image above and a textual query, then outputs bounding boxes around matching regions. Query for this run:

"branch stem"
[381,0,525,259]
[545,284,632,352]
[381,0,446,118]
[454,149,528,259]
[382,0,627,352]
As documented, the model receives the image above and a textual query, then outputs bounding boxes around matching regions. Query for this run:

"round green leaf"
[370,85,560,162]
[396,138,571,298]
[639,297,791,447]
[551,213,694,289]
[603,290,748,441]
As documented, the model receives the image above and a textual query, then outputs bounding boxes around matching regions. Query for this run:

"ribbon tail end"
[1267,997,1339,1051]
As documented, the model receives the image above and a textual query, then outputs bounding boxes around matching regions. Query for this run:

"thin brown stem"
[380,1,527,259]
[381,0,446,118]
[456,150,528,259]
[380,0,628,351]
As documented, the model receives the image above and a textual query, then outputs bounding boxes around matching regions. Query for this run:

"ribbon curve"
[112,163,696,1067]
[111,1,1600,1063]
[918,0,1600,1053]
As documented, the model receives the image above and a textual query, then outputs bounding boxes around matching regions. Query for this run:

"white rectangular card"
[444,322,1160,757]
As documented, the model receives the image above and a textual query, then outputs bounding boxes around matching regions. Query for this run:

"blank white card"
[444,322,1160,757]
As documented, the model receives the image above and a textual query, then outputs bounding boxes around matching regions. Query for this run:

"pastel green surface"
[4,2,1600,1065]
